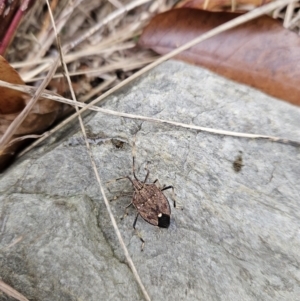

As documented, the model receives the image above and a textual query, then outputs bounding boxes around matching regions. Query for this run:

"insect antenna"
[132,136,139,181]
[143,162,150,183]
[132,136,151,185]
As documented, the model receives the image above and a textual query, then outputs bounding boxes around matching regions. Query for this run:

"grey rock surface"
[1,61,300,301]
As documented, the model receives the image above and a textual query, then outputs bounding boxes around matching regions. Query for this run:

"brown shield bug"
[110,137,178,250]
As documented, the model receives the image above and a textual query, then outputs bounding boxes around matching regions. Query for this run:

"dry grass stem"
[16,1,150,83]
[25,57,157,82]
[24,0,86,62]
[283,1,296,27]
[0,80,299,148]
[79,76,117,102]
[45,1,152,300]
[65,0,152,51]
[18,26,143,80]
[0,280,29,301]
[4,236,24,250]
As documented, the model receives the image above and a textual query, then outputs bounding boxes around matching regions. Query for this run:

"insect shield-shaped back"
[132,180,171,228]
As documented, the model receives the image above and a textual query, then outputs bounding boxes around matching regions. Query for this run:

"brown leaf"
[0,56,65,171]
[0,55,25,114]
[139,8,300,107]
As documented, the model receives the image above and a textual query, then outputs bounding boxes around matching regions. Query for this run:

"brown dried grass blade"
[0,80,298,147]
[0,279,29,301]
[45,1,151,300]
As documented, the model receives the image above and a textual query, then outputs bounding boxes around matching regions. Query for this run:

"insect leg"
[161,185,173,192]
[161,185,182,209]
[106,176,130,186]
[109,192,133,202]
[106,176,136,200]
[121,202,133,220]
[133,213,145,251]
[153,179,161,189]
[136,230,145,252]
[133,213,139,229]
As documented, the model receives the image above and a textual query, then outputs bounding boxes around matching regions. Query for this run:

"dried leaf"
[0,55,25,114]
[139,8,300,106]
[0,55,65,171]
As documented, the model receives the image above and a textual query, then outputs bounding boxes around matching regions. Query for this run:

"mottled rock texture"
[1,61,300,301]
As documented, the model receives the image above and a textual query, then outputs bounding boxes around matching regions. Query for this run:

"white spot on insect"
[158,213,162,217]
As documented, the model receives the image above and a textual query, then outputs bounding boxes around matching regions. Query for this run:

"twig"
[24,57,156,83]
[0,81,298,149]
[45,1,151,300]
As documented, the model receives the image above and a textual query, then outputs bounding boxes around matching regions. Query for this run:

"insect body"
[112,137,176,250]
[123,163,174,251]
[131,177,172,228]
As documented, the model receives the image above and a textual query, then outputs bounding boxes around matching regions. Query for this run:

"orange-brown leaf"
[139,8,300,107]
[0,55,26,114]
[0,56,65,171]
